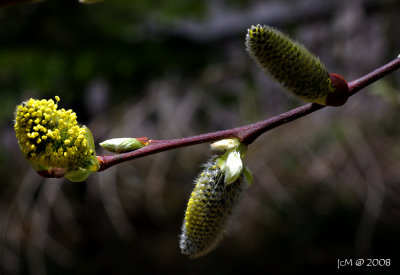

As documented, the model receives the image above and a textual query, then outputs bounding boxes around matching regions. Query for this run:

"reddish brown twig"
[96,56,400,172]
[348,57,400,95]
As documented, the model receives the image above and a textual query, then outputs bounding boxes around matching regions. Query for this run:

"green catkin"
[246,24,335,105]
[180,156,249,258]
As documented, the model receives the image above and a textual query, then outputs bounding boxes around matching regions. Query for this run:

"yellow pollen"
[14,96,95,171]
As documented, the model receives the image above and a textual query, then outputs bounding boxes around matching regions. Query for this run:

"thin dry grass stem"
[341,123,385,256]
[97,169,135,240]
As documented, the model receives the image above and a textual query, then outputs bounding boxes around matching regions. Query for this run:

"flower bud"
[99,137,148,153]
[246,24,349,106]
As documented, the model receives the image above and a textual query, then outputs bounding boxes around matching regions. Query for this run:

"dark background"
[1,0,400,274]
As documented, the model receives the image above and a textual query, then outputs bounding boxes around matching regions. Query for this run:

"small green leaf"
[210,138,241,153]
[211,138,248,184]
[83,125,96,154]
[64,167,93,182]
[223,150,243,184]
[64,155,99,182]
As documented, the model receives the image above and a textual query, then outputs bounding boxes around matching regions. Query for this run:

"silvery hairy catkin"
[246,24,349,106]
[180,156,250,258]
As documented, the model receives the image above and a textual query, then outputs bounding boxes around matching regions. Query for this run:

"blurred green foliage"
[0,0,208,124]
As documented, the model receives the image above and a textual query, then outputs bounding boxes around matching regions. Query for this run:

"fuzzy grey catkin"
[246,24,336,105]
[180,156,249,258]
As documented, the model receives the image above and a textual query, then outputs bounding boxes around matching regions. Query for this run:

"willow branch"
[96,56,400,171]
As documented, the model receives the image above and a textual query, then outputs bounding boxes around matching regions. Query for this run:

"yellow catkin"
[14,96,95,171]
[180,156,249,258]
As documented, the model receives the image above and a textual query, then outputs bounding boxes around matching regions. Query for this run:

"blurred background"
[1,0,400,274]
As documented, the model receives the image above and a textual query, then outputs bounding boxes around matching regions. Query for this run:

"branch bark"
[97,56,400,172]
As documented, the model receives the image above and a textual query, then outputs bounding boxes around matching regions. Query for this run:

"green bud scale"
[246,24,349,106]
[180,156,250,258]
